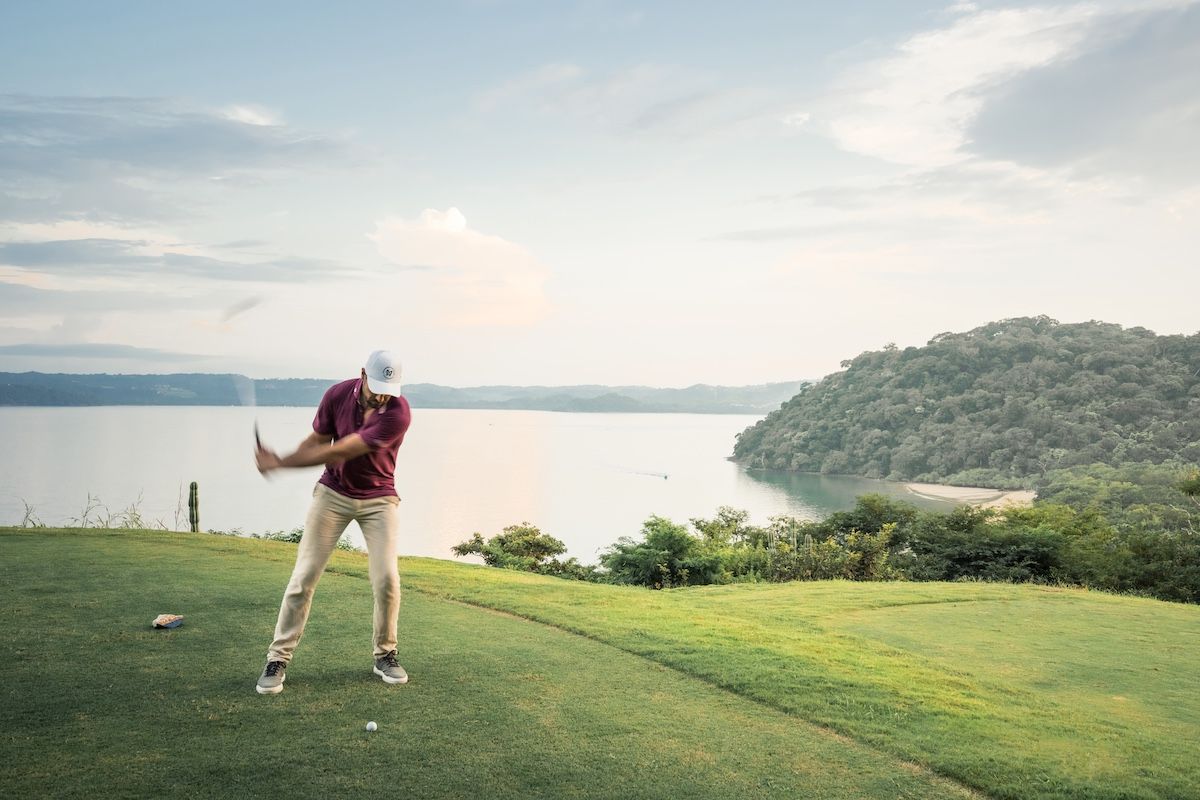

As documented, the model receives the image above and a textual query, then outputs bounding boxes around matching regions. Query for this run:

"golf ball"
[366,721,378,732]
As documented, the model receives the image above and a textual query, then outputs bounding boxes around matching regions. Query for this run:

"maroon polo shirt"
[314,378,411,499]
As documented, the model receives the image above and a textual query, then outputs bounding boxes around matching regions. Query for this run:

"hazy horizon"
[0,368,811,390]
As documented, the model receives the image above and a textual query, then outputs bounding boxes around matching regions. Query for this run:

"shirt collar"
[353,377,390,413]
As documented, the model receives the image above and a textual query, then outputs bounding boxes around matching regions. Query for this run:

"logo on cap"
[383,367,395,380]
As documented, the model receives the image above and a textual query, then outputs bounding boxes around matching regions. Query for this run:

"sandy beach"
[903,482,1036,509]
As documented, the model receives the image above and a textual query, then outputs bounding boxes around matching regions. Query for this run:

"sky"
[0,0,1197,387]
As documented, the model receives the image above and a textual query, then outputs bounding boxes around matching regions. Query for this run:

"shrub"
[452,523,601,580]
[253,527,361,552]
[600,516,724,588]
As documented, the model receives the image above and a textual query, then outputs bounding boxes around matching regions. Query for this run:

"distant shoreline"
[904,482,1036,509]
[0,372,808,415]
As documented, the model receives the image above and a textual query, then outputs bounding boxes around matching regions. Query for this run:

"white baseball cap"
[364,350,403,396]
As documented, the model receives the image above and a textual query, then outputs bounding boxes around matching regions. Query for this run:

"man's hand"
[253,430,367,477]
[256,444,282,476]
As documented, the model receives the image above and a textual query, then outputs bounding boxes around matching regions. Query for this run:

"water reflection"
[1,407,961,564]
[740,469,962,517]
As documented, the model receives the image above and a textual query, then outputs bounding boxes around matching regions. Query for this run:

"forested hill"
[733,317,1200,489]
[0,372,806,414]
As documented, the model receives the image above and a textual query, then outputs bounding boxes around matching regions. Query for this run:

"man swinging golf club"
[254,350,411,695]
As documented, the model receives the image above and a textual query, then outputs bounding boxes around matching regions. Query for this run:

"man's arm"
[256,430,372,475]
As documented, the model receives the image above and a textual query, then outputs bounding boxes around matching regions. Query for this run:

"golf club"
[232,374,262,451]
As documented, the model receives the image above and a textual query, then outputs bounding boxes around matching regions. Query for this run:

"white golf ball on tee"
[366,721,378,732]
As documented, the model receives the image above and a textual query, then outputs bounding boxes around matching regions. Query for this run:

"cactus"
[188,481,199,532]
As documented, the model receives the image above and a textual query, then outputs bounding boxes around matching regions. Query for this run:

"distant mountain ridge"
[0,372,808,414]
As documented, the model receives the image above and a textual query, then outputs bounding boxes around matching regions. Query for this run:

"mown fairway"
[1,529,972,800]
[3,529,1198,800]
[398,561,1200,800]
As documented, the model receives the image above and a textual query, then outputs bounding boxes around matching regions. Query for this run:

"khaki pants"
[267,483,401,664]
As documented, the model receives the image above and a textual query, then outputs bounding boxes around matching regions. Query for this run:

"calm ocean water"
[0,407,953,563]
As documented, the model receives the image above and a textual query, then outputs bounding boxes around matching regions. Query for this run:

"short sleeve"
[312,384,339,436]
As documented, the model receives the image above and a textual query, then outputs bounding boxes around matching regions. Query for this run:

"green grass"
[3,529,1198,799]
[397,561,1200,800]
[2,528,971,800]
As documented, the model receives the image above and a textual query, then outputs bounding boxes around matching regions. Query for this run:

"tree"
[690,506,768,547]
[600,516,724,588]
[732,318,1200,488]
[452,523,580,575]
[1180,470,1200,512]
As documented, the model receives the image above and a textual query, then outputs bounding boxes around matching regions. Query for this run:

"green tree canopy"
[452,523,598,580]
[734,317,1200,488]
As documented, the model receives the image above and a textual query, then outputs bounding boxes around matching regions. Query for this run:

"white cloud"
[222,104,281,127]
[819,0,1198,168]
[0,94,351,226]
[2,220,176,247]
[0,220,203,297]
[824,4,1097,167]
[478,62,775,138]
[479,62,675,126]
[369,208,551,327]
[476,63,584,112]
[782,111,811,129]
[963,2,1200,184]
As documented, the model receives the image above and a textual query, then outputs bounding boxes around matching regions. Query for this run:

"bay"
[0,407,956,563]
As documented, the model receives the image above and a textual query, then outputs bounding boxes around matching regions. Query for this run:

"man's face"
[360,369,392,409]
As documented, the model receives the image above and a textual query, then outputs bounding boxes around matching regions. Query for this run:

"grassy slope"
[400,561,1200,800]
[1,529,970,800]
[3,530,1198,799]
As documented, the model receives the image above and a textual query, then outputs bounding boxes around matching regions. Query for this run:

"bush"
[767,537,850,581]
[716,544,772,582]
[252,528,361,552]
[452,523,602,580]
[904,507,1066,583]
[1121,529,1200,603]
[600,516,724,588]
[467,470,1200,603]
[815,494,919,539]
[843,525,896,580]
